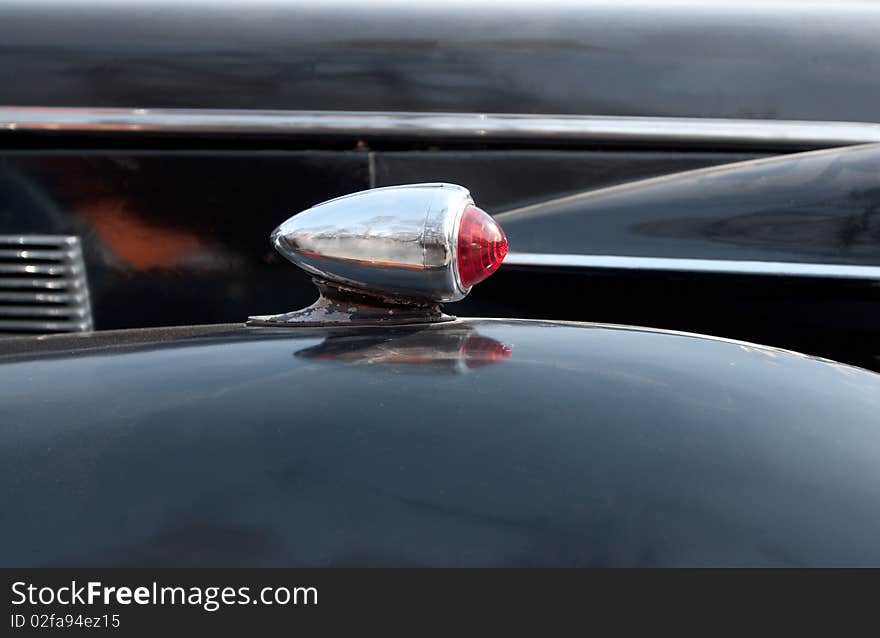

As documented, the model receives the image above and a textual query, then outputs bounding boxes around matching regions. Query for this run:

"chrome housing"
[271,183,473,302]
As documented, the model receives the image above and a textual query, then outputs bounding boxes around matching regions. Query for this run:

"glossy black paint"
[0,2,879,122]
[375,150,764,211]
[2,318,879,567]
[499,144,880,264]
[458,268,880,375]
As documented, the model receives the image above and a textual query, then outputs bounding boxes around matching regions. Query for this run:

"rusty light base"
[247,280,455,327]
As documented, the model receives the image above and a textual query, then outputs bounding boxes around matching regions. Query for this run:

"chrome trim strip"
[2,107,880,148]
[503,253,880,280]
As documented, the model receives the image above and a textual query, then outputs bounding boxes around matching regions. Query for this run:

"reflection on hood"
[295,324,511,374]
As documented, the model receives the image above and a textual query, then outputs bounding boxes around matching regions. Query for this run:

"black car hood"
[2,318,879,566]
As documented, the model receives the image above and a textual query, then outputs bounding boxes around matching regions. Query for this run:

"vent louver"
[0,235,92,334]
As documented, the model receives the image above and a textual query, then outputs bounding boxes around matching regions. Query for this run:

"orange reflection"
[80,198,203,269]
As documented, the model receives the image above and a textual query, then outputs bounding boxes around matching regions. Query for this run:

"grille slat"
[0,319,92,332]
[0,291,87,304]
[0,305,91,318]
[0,235,77,246]
[0,263,82,276]
[0,248,79,261]
[0,278,81,290]
[0,235,92,334]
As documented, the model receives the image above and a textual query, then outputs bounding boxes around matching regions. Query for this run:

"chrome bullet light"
[249,183,507,326]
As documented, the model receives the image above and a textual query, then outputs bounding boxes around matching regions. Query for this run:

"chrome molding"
[503,253,880,281]
[3,107,880,148]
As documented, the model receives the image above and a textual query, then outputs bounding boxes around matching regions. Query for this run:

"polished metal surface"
[504,252,880,280]
[0,234,92,333]
[271,183,473,303]
[3,107,880,149]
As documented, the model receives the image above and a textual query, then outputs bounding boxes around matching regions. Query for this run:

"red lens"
[456,205,508,289]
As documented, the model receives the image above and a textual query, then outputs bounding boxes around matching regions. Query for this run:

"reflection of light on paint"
[461,334,512,368]
[296,327,512,374]
[79,198,203,269]
[739,345,780,361]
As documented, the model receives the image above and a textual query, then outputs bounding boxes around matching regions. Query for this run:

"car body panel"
[2,318,879,566]
[500,144,880,265]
